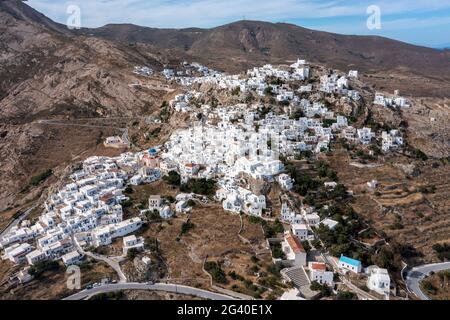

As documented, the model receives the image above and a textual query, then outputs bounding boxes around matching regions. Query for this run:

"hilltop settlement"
[2,57,413,300]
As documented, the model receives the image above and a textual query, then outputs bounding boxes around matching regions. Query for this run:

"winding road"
[405,262,450,300]
[63,282,238,300]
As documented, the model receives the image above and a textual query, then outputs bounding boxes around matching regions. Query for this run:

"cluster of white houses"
[134,66,154,77]
[0,59,396,300]
[374,90,410,108]
[164,58,367,108]
[144,59,395,299]
[162,60,404,158]
[159,99,401,199]
[382,130,404,152]
[0,152,161,266]
[319,74,360,101]
[164,59,310,96]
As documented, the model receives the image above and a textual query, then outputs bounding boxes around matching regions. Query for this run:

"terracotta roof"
[286,234,306,253]
[311,263,327,271]
[100,193,113,202]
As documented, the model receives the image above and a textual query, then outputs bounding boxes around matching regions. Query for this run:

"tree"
[336,291,357,300]
[91,291,124,300]
[421,280,437,295]
[165,195,175,203]
[373,246,399,271]
[186,199,196,207]
[432,243,450,261]
[180,178,216,196]
[124,186,133,194]
[163,171,181,186]
[264,86,274,96]
[30,169,53,186]
[310,281,332,297]
[28,260,61,278]
[127,248,140,260]
[290,110,305,120]
[145,237,159,253]
[231,87,241,96]
[204,261,228,284]
[180,221,195,236]
[146,210,161,222]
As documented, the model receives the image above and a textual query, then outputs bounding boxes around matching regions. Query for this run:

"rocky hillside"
[0,1,172,210]
[0,1,167,121]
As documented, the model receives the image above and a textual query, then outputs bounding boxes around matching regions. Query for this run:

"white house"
[280,202,303,224]
[123,235,145,255]
[2,243,33,264]
[348,70,359,78]
[309,262,334,286]
[62,250,83,266]
[321,219,339,230]
[92,218,142,248]
[367,180,378,190]
[223,194,243,214]
[304,213,320,227]
[281,233,307,267]
[338,255,362,274]
[26,249,47,265]
[367,267,391,297]
[357,127,375,145]
[159,206,174,219]
[324,182,338,189]
[291,224,308,241]
[382,130,403,152]
[148,195,164,212]
[17,267,34,284]
[175,200,191,213]
[277,174,294,191]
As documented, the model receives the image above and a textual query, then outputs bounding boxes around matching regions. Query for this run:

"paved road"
[405,262,450,300]
[63,283,238,300]
[73,238,127,283]
[84,251,128,283]
[0,204,39,238]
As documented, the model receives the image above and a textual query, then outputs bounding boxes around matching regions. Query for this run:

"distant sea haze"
[435,43,450,49]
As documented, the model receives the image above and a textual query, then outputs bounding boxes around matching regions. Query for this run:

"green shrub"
[28,260,61,278]
[163,171,181,186]
[336,291,357,300]
[204,262,228,284]
[180,178,216,196]
[180,221,195,236]
[30,169,53,186]
[127,248,140,260]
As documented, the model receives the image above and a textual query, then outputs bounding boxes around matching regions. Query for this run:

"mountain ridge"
[77,19,450,81]
[0,0,71,35]
[4,0,449,82]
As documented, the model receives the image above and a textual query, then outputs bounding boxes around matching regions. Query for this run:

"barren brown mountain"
[80,20,450,97]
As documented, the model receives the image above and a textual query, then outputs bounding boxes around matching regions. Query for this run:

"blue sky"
[27,0,450,48]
